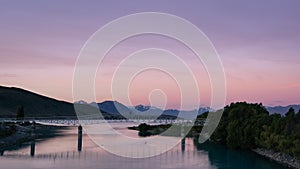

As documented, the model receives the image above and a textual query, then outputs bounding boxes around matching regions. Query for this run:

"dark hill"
[0,86,189,120]
[0,86,76,118]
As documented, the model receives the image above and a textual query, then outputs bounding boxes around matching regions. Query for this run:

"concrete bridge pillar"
[78,125,82,152]
[181,125,185,137]
[30,140,35,157]
[30,121,36,157]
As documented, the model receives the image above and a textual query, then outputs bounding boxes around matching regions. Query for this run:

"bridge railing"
[0,117,208,126]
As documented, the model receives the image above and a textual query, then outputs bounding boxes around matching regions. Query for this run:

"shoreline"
[253,148,300,169]
[0,131,32,151]
[0,124,33,151]
[0,123,66,152]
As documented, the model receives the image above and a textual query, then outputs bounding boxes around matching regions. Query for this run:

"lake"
[0,123,289,169]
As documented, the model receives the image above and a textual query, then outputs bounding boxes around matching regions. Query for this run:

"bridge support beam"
[30,140,35,157]
[78,125,82,152]
[30,122,36,157]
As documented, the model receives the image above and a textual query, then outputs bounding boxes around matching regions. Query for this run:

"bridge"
[0,117,208,126]
[0,116,208,157]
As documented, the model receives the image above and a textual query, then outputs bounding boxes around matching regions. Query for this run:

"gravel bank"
[254,148,300,169]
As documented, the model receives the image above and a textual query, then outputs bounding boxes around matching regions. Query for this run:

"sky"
[1,0,300,109]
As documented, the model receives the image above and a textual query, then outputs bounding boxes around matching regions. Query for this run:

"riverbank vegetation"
[0,123,17,139]
[211,102,300,160]
[129,102,300,161]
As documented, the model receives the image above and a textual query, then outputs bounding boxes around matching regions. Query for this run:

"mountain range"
[0,86,299,119]
[265,105,300,115]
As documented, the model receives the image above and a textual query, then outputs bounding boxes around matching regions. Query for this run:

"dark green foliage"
[0,123,17,138]
[137,123,165,137]
[138,123,151,132]
[211,102,300,159]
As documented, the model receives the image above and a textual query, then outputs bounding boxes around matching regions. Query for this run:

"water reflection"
[181,137,185,153]
[0,138,212,169]
[0,126,214,169]
[0,125,291,169]
[193,138,290,169]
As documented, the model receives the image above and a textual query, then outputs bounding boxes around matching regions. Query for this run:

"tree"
[16,105,24,120]
[284,107,296,136]
[286,107,295,117]
[210,102,300,159]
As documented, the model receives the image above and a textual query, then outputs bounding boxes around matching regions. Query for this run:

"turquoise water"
[194,141,289,169]
[0,124,290,169]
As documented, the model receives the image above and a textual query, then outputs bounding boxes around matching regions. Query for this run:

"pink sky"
[1,1,300,108]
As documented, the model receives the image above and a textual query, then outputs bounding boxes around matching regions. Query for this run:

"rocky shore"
[254,148,300,169]
[0,123,65,152]
[0,124,33,150]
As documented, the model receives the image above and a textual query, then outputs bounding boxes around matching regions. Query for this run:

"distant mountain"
[5,85,298,120]
[0,86,76,118]
[96,102,177,119]
[134,104,151,112]
[74,100,88,105]
[198,107,215,114]
[129,105,214,120]
[97,101,131,115]
[163,108,213,120]
[266,105,300,116]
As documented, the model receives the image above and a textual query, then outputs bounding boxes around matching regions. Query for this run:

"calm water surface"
[0,123,289,169]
